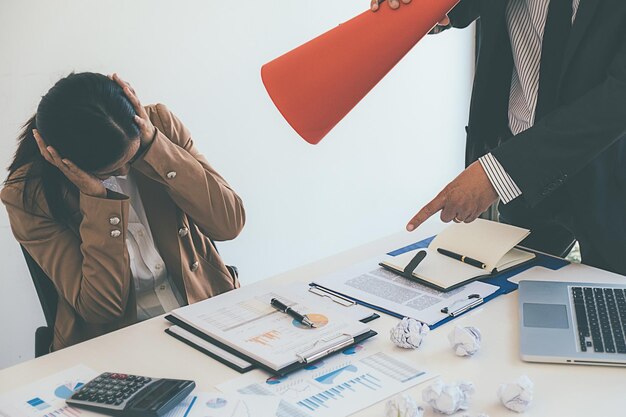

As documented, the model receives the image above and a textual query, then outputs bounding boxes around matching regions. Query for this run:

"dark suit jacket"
[445,0,626,273]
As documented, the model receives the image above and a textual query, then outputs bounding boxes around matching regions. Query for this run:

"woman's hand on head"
[33,130,107,198]
[110,73,156,148]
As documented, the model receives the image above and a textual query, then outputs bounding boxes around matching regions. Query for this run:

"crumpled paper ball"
[498,375,534,413]
[448,326,482,356]
[390,317,429,349]
[422,379,475,415]
[385,393,424,417]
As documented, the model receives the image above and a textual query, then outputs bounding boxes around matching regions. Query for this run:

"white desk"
[1,226,625,416]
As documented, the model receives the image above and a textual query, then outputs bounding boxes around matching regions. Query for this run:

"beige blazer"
[1,104,245,350]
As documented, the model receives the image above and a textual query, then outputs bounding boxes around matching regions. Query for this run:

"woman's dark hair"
[6,72,140,224]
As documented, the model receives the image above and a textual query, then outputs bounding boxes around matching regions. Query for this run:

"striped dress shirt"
[478,0,581,204]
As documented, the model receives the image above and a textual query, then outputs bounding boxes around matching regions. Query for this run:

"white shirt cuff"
[478,153,522,204]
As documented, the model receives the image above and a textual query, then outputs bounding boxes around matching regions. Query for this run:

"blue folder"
[311,235,570,331]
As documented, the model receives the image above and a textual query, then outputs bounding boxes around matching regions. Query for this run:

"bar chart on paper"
[218,345,436,417]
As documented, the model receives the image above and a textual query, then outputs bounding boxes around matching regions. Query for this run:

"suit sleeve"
[430,0,481,33]
[1,186,132,324]
[491,34,626,207]
[448,0,481,28]
[132,104,245,241]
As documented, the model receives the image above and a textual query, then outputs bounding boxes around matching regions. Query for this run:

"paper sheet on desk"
[312,259,499,325]
[0,365,99,417]
[217,343,436,417]
[166,392,279,417]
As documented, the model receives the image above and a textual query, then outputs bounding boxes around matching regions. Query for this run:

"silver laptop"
[519,280,626,366]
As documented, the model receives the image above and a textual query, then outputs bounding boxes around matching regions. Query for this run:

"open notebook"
[380,219,536,291]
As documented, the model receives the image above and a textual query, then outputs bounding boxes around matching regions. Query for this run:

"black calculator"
[66,372,195,417]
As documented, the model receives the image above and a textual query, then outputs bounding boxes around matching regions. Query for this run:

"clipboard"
[165,325,255,373]
[311,235,570,330]
[165,314,377,376]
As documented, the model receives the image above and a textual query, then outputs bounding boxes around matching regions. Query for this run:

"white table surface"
[1,224,625,416]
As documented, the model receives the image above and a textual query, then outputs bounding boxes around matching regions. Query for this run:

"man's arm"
[491,34,626,207]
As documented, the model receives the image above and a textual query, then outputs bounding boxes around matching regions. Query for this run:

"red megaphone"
[261,0,460,144]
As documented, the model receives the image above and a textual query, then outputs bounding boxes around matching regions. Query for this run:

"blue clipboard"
[387,236,570,330]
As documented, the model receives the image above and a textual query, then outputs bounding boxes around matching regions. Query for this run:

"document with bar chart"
[168,285,373,372]
[217,343,436,417]
[0,365,99,417]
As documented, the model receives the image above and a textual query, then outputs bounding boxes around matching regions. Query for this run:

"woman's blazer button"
[110,229,122,238]
[178,227,189,237]
[190,261,199,272]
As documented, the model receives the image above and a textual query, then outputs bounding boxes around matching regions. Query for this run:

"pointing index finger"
[406,192,446,231]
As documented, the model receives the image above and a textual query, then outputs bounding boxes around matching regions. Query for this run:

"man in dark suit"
[373,0,626,275]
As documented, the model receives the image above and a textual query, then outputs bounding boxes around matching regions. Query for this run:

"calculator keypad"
[71,372,154,407]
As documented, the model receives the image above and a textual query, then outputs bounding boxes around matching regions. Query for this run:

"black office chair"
[20,245,57,357]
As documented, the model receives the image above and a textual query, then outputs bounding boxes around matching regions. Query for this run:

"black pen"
[270,298,316,328]
[437,248,486,269]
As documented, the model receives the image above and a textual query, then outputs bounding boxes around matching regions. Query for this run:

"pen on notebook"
[270,298,316,328]
[437,248,487,269]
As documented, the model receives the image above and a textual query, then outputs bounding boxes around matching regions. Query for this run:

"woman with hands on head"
[2,72,245,351]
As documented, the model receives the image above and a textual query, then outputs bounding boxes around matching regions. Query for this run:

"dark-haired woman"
[1,73,245,351]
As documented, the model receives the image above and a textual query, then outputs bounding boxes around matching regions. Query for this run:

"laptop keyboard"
[571,286,626,354]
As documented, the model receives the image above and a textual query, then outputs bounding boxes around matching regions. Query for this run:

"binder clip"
[401,250,427,279]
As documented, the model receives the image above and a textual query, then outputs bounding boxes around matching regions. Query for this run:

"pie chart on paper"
[292,313,329,329]
[54,380,85,399]
[206,397,228,409]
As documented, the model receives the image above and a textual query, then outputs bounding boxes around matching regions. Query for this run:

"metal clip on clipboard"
[440,294,484,317]
[308,286,356,307]
[295,333,355,363]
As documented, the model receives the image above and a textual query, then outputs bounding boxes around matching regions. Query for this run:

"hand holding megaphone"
[370,0,451,27]
[261,0,461,144]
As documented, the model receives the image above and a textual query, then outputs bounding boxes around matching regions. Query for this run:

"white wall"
[0,0,474,368]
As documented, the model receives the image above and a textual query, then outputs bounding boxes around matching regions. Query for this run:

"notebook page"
[429,219,530,271]
[496,247,536,270]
